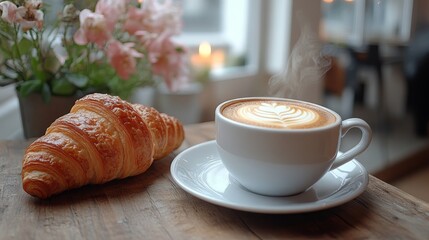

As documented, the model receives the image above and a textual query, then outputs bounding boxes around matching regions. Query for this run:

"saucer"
[170,140,369,214]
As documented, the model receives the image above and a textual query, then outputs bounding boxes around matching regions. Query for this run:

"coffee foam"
[222,100,336,129]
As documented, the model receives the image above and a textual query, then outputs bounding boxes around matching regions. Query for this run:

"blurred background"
[0,0,428,201]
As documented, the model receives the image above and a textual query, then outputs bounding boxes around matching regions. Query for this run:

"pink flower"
[0,1,18,23]
[73,9,111,47]
[0,1,43,31]
[24,0,43,10]
[123,0,182,36]
[95,0,129,31]
[147,33,188,91]
[122,6,145,35]
[15,0,44,31]
[106,41,143,80]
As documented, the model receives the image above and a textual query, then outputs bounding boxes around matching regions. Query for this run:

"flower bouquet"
[0,0,188,102]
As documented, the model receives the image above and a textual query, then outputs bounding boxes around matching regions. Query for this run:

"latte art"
[239,102,318,128]
[222,100,336,129]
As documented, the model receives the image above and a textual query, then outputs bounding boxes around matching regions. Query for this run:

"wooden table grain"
[1,122,429,239]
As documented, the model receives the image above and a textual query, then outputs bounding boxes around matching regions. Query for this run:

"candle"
[191,42,212,69]
[211,50,225,70]
[190,42,225,70]
[190,42,214,83]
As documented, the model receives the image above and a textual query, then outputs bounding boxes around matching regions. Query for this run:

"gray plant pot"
[155,82,203,125]
[18,93,80,139]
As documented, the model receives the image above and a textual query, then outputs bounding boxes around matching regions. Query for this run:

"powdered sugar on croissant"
[22,93,184,199]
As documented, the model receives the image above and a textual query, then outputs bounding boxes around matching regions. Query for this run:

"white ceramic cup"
[215,97,372,196]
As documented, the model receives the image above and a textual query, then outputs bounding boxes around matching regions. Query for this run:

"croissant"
[21,93,184,199]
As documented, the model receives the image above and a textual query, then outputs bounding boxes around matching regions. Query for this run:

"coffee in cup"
[215,97,372,196]
[221,99,336,129]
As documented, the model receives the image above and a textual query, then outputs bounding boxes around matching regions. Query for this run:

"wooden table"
[1,122,429,239]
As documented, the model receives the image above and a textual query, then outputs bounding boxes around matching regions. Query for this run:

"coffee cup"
[215,97,372,196]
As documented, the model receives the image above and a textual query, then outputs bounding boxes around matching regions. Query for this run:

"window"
[320,0,413,45]
[176,0,258,79]
[363,0,413,43]
[182,0,222,33]
[320,0,365,46]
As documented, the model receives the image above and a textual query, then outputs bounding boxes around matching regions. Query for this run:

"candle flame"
[199,42,211,57]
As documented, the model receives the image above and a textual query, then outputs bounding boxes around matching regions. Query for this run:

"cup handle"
[329,118,372,170]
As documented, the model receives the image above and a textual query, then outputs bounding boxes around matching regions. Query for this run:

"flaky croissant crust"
[22,93,184,199]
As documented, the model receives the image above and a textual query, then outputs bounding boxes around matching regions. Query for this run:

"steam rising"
[268,16,331,99]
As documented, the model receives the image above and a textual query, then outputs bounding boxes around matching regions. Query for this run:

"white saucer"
[170,140,369,214]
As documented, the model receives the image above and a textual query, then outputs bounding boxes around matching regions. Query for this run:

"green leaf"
[0,41,11,59]
[16,37,33,55]
[52,78,76,95]
[30,57,49,81]
[18,80,43,97]
[65,73,89,88]
[41,83,51,103]
[44,52,61,73]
